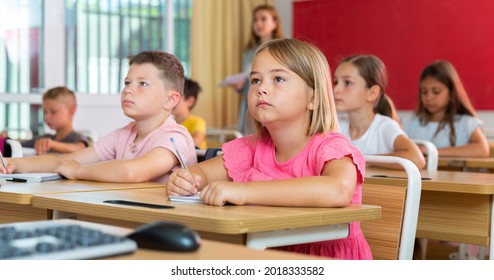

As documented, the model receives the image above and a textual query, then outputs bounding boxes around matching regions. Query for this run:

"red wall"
[293,0,494,110]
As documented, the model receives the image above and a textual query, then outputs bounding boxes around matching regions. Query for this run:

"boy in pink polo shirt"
[1,51,196,183]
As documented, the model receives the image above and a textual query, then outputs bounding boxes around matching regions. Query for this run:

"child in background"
[22,86,90,155]
[225,4,284,134]
[386,95,401,125]
[1,50,197,183]
[0,130,8,138]
[168,38,372,260]
[173,78,207,149]
[334,55,425,169]
[403,60,489,157]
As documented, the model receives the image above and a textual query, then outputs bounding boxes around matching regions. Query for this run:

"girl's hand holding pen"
[0,157,15,174]
[167,137,201,196]
[167,168,202,196]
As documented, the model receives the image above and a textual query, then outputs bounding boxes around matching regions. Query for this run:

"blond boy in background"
[21,86,90,155]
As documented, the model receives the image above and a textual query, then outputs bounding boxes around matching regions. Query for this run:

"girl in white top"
[334,55,425,169]
[403,60,489,157]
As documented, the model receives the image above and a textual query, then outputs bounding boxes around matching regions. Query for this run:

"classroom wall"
[274,0,293,38]
[292,0,494,123]
[72,95,131,141]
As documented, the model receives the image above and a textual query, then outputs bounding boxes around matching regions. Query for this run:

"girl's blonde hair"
[246,4,284,50]
[250,38,338,136]
[416,60,477,146]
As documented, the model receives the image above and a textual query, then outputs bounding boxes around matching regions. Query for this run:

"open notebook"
[168,193,203,204]
[0,173,63,182]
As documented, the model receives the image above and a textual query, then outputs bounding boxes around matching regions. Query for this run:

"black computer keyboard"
[0,219,137,260]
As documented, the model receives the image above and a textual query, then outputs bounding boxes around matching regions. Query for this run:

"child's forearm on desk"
[241,176,355,207]
[10,155,61,173]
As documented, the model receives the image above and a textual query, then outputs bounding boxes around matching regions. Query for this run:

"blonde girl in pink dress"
[167,38,372,260]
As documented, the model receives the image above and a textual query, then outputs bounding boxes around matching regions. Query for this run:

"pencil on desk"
[0,150,7,170]
[169,137,188,170]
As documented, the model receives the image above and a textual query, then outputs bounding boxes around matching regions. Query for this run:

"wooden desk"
[32,188,381,250]
[110,241,328,260]
[85,220,329,260]
[0,180,164,223]
[438,156,494,171]
[366,169,494,259]
[1,219,326,260]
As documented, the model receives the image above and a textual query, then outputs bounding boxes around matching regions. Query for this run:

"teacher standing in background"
[229,4,284,135]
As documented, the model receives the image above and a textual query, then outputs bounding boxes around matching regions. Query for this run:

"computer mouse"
[127,221,201,252]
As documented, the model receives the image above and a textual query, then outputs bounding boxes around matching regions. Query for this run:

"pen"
[371,175,431,180]
[0,150,7,170]
[6,178,28,182]
[169,137,188,170]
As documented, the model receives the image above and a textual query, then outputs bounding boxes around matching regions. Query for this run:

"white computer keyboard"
[0,219,137,260]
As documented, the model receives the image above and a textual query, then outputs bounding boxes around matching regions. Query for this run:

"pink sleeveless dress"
[221,132,372,260]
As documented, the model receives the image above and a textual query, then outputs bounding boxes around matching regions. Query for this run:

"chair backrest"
[6,139,23,158]
[78,130,98,145]
[0,138,23,158]
[206,128,243,148]
[196,148,223,162]
[483,128,494,141]
[412,139,438,171]
[361,155,422,260]
[484,128,494,157]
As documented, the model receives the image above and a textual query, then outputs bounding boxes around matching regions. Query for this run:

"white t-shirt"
[403,114,482,148]
[338,114,405,155]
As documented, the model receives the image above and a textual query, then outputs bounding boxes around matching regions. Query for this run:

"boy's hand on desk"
[34,138,53,155]
[55,159,80,179]
[167,168,202,196]
[201,182,247,207]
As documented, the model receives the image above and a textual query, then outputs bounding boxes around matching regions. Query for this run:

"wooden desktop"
[87,220,330,260]
[109,241,329,260]
[438,156,494,172]
[0,179,164,223]
[365,169,494,259]
[31,187,381,249]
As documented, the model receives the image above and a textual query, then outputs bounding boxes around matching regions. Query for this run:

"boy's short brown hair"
[42,86,76,110]
[128,50,185,95]
[184,78,202,109]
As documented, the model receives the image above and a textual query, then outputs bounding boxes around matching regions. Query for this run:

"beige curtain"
[191,0,273,130]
